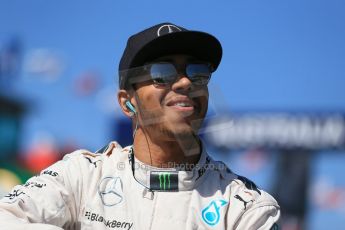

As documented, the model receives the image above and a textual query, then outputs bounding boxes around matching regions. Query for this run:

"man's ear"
[117,89,135,118]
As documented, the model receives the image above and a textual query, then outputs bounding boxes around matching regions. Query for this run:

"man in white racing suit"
[0,22,280,230]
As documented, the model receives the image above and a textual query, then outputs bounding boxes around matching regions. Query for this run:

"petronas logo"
[201,199,228,226]
[159,173,171,190]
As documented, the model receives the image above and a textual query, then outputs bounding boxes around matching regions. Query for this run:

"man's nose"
[171,75,192,92]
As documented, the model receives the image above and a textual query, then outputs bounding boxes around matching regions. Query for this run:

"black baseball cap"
[118,22,222,89]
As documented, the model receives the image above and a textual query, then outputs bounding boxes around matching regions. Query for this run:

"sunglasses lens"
[150,63,177,85]
[186,64,212,85]
[149,63,212,86]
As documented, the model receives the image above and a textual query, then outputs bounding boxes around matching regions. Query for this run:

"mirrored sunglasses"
[148,62,213,87]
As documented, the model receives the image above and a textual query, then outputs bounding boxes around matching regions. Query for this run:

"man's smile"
[166,96,196,112]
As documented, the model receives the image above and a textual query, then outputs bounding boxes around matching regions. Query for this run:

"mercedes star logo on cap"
[157,24,182,37]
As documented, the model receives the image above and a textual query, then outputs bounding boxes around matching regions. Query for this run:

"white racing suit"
[0,141,280,230]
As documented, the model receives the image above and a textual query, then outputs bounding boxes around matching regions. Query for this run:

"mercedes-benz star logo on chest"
[98,176,123,206]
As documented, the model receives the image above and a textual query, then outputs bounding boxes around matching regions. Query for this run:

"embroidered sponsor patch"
[98,177,124,206]
[150,171,178,191]
[4,189,25,201]
[42,170,58,177]
[201,199,228,226]
[84,210,133,229]
[24,181,46,188]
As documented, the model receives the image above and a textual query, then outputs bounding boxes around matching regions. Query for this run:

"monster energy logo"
[150,171,178,191]
[159,173,171,190]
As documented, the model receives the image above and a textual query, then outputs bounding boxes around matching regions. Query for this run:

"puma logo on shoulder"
[234,194,253,210]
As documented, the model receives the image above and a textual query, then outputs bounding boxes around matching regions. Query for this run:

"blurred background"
[1,0,344,229]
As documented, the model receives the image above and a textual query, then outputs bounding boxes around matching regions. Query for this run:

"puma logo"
[234,195,252,210]
[84,156,102,168]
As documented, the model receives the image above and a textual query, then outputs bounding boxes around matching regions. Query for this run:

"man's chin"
[165,124,200,140]
[145,117,203,141]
